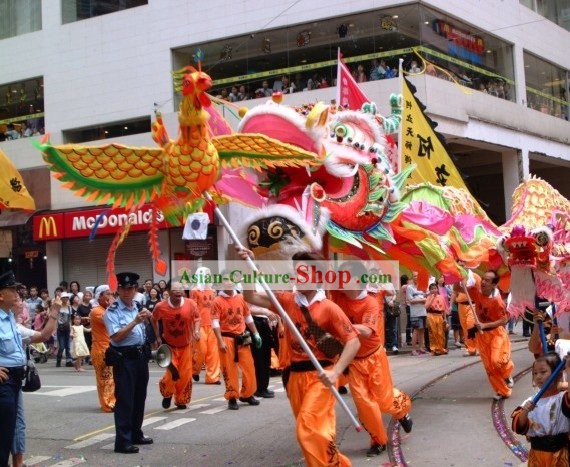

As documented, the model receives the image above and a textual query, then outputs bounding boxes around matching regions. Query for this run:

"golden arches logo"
[39,216,58,238]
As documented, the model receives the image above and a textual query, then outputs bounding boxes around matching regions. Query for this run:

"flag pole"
[397,58,404,173]
[336,47,341,108]
[203,192,363,432]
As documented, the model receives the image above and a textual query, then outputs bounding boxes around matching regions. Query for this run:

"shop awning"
[0,210,35,227]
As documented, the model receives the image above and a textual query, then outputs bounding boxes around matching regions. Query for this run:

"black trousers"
[251,317,275,392]
[112,350,149,449]
[0,371,22,467]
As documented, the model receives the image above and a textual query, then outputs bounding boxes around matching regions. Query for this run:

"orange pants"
[528,447,569,466]
[476,327,514,397]
[192,325,220,384]
[427,313,446,354]
[287,369,351,467]
[91,348,115,413]
[159,345,193,406]
[348,347,411,445]
[220,336,256,400]
[458,303,477,353]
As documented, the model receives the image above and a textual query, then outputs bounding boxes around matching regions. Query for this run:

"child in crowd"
[425,283,448,355]
[70,314,90,371]
[511,352,570,466]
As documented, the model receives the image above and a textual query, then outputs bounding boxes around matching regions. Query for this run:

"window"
[63,117,151,143]
[524,51,569,120]
[520,0,570,32]
[0,77,44,141]
[62,0,147,24]
[171,4,515,105]
[0,0,41,40]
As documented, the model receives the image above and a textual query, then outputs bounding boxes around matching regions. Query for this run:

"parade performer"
[467,270,514,400]
[103,272,153,454]
[425,282,448,355]
[153,281,201,409]
[89,285,116,413]
[511,352,570,466]
[191,267,221,385]
[452,282,478,357]
[240,249,360,467]
[330,262,413,457]
[211,275,262,410]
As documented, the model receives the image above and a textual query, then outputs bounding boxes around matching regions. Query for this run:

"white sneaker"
[391,346,399,353]
[454,341,463,348]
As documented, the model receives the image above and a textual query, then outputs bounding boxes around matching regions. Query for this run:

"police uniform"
[103,272,153,454]
[0,271,26,466]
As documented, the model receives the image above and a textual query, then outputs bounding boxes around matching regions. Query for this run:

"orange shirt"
[275,291,359,363]
[330,291,380,358]
[368,290,387,344]
[425,294,446,312]
[89,305,110,353]
[153,298,199,348]
[191,289,216,326]
[211,293,250,335]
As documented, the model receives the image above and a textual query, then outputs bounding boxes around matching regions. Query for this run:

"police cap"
[116,272,140,288]
[0,271,21,289]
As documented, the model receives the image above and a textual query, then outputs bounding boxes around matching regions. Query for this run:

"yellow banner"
[401,78,471,192]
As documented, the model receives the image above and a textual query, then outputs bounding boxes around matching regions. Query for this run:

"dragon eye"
[334,124,348,138]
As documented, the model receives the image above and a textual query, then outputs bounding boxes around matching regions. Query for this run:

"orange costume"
[469,281,514,398]
[191,289,220,384]
[153,298,200,407]
[424,293,447,355]
[89,305,115,412]
[276,291,358,467]
[332,291,412,450]
[211,292,257,401]
[455,289,477,355]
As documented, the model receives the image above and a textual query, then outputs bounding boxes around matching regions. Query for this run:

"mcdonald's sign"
[33,214,64,241]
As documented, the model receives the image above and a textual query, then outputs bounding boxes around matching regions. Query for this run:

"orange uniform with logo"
[455,289,477,354]
[153,298,200,406]
[191,289,220,384]
[211,293,257,401]
[425,293,447,354]
[331,291,412,448]
[89,305,115,412]
[469,281,514,397]
[276,291,358,467]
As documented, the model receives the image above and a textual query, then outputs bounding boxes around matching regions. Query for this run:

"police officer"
[0,271,26,466]
[103,272,153,454]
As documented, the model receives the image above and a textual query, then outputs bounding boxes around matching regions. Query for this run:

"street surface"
[21,336,534,467]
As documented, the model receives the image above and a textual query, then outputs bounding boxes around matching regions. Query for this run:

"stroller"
[28,343,49,364]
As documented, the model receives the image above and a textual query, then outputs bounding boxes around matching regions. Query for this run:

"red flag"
[336,49,369,110]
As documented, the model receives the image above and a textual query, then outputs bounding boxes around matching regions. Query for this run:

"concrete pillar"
[512,44,527,106]
[501,149,520,217]
[518,148,530,181]
[45,241,63,295]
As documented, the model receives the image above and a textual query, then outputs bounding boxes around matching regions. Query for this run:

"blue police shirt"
[0,308,26,367]
[103,298,145,347]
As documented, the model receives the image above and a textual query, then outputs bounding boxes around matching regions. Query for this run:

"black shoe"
[133,436,153,445]
[162,397,172,409]
[228,398,239,410]
[338,386,348,395]
[254,389,275,398]
[205,380,222,385]
[192,374,199,382]
[56,361,61,367]
[366,443,386,457]
[65,361,73,367]
[114,445,139,454]
[269,369,283,377]
[175,404,187,410]
[239,396,260,406]
[399,414,413,433]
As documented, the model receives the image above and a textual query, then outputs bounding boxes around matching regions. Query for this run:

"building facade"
[0,0,569,290]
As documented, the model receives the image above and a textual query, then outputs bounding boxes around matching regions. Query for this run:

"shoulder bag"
[299,305,344,358]
[22,347,41,392]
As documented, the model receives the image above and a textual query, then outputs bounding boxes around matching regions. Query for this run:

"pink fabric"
[400,201,454,235]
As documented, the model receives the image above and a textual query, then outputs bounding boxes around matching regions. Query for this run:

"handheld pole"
[537,320,548,355]
[203,193,363,431]
[461,283,483,334]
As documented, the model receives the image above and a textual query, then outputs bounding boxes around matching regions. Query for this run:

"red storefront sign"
[33,204,213,241]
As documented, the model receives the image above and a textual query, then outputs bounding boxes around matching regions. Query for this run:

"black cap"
[0,271,21,289]
[116,272,140,288]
